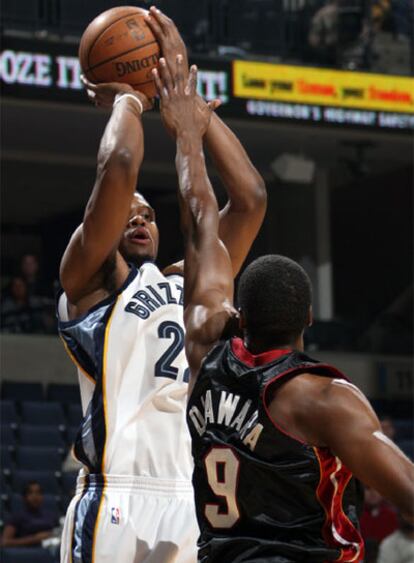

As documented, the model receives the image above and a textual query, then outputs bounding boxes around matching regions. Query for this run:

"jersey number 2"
[204,447,240,528]
[155,321,189,382]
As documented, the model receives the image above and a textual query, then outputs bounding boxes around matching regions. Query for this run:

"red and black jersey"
[187,337,364,563]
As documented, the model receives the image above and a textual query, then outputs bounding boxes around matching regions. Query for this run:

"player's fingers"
[188,65,198,96]
[207,99,222,111]
[158,57,174,93]
[152,68,167,99]
[149,6,173,34]
[175,55,185,94]
[81,74,97,91]
[145,13,163,40]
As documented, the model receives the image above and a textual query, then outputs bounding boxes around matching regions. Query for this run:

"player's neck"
[244,333,304,355]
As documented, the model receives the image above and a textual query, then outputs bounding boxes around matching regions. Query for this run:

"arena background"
[0,1,413,562]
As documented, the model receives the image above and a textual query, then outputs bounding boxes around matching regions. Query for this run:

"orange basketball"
[79,6,160,98]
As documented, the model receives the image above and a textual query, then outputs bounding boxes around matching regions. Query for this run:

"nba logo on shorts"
[111,507,121,525]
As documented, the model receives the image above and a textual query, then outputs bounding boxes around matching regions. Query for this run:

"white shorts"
[60,474,199,563]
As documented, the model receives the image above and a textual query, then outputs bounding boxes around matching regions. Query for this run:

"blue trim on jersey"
[70,474,105,563]
[58,265,139,329]
[81,477,105,563]
[57,266,139,381]
[58,266,139,471]
[89,299,117,472]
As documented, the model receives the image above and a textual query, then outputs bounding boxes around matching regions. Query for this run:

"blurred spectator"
[360,486,399,548]
[1,277,35,333]
[380,415,396,441]
[371,0,391,33]
[19,253,52,299]
[377,513,414,563]
[307,0,369,68]
[0,482,59,547]
[308,0,339,65]
[0,276,55,334]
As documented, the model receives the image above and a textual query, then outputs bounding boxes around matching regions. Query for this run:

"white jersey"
[57,261,193,481]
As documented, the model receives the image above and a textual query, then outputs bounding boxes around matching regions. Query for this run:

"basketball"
[79,6,160,98]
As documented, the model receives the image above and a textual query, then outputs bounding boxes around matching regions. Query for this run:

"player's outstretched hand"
[153,55,216,139]
[145,6,188,78]
[81,75,153,111]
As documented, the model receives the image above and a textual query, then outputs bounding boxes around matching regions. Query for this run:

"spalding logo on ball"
[79,6,160,98]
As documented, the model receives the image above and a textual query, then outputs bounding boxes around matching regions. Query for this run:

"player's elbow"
[235,176,267,214]
[97,146,136,178]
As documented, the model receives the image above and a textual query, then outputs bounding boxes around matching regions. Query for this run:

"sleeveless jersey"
[57,261,193,481]
[187,337,364,563]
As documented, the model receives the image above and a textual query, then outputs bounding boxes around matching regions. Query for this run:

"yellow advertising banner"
[233,61,414,114]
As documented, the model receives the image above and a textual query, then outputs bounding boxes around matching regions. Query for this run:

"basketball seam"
[87,40,159,75]
[86,10,142,74]
[129,79,156,86]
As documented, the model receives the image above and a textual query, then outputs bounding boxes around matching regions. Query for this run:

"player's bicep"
[317,383,414,516]
[60,223,126,304]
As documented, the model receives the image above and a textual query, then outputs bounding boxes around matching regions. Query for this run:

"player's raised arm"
[60,81,152,308]
[290,378,414,522]
[205,112,267,276]
[153,56,237,381]
[146,7,267,277]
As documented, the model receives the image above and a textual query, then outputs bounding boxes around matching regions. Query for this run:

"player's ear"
[306,305,313,328]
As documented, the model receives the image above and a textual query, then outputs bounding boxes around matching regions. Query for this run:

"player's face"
[119,193,159,266]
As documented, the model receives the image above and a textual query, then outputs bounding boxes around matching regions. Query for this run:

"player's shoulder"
[276,371,364,419]
[270,371,371,446]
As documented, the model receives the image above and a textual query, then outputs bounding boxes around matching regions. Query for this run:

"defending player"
[153,56,414,562]
[57,8,266,563]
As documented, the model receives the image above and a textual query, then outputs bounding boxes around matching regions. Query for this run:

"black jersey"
[187,338,364,563]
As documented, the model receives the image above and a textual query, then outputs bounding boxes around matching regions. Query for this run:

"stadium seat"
[19,425,66,449]
[0,472,11,495]
[0,401,18,425]
[21,401,66,427]
[67,404,83,427]
[0,547,55,563]
[0,446,14,473]
[10,493,60,516]
[2,382,44,402]
[61,471,78,495]
[47,383,80,404]
[16,446,62,472]
[0,496,9,528]
[0,425,16,446]
[12,470,61,495]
